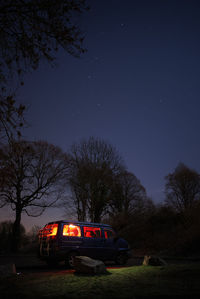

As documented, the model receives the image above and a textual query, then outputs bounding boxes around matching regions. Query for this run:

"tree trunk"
[11,208,22,252]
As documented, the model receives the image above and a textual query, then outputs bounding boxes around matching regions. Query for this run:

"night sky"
[1,0,200,231]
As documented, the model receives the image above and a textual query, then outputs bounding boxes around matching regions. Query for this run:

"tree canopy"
[165,163,200,214]
[67,136,125,222]
[0,140,69,251]
[0,0,87,87]
[0,95,25,140]
[109,170,147,216]
[0,0,87,140]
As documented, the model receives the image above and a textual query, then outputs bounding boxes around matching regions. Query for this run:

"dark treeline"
[0,137,200,256]
[112,162,200,256]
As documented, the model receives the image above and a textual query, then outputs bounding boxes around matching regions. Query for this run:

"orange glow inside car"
[83,227,101,238]
[63,224,81,237]
[104,229,115,239]
[39,223,58,238]
[51,225,58,236]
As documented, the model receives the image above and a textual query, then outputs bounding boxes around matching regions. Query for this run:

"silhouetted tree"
[106,171,154,236]
[0,0,87,87]
[0,0,87,141]
[28,225,42,243]
[105,196,155,250]
[67,137,125,222]
[165,163,200,215]
[109,171,148,215]
[0,220,26,252]
[0,140,69,251]
[0,95,25,141]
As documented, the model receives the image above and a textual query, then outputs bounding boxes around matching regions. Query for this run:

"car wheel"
[115,252,127,265]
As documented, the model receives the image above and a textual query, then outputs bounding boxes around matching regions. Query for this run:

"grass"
[0,263,200,298]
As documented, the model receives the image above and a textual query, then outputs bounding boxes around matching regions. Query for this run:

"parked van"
[38,220,131,267]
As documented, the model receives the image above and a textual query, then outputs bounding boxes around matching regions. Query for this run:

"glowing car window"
[39,223,58,238]
[83,226,102,238]
[104,229,116,239]
[63,224,81,237]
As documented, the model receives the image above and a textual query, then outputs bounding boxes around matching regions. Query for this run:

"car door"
[102,228,118,260]
[81,226,104,259]
[60,224,83,253]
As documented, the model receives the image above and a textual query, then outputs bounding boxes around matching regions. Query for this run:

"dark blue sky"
[2,0,200,230]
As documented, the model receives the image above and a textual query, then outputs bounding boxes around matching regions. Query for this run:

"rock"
[0,263,16,277]
[74,256,107,275]
[143,255,167,266]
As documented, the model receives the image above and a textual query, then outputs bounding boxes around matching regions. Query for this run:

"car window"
[83,226,102,238]
[39,223,58,238]
[104,229,116,239]
[63,224,81,237]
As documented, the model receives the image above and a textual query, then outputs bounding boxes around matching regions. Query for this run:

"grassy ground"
[0,263,200,298]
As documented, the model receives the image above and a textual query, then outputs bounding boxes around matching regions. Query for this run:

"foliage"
[106,198,156,251]
[0,139,69,251]
[110,198,200,256]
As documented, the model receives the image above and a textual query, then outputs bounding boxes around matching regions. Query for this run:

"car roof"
[46,220,111,228]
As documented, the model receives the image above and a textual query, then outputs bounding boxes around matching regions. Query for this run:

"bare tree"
[0,140,69,251]
[109,171,147,215]
[0,95,25,141]
[165,163,200,214]
[67,137,125,223]
[106,170,155,232]
[0,0,87,141]
[0,0,87,87]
